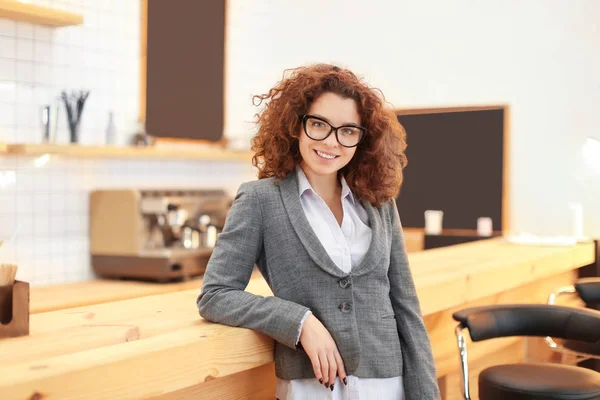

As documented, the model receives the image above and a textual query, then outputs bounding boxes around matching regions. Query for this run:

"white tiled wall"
[0,0,140,145]
[0,1,256,286]
[0,155,254,286]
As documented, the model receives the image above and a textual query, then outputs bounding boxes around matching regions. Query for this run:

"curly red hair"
[251,64,407,206]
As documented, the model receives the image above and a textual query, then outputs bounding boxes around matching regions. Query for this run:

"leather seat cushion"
[479,363,600,400]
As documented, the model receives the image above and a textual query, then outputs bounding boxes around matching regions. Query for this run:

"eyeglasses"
[301,115,366,148]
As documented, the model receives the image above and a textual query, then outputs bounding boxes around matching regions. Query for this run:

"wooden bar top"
[31,237,594,315]
[30,276,204,314]
[0,238,595,399]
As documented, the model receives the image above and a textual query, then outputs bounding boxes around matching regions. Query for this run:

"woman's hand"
[299,313,347,390]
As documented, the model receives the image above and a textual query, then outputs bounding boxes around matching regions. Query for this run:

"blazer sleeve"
[388,199,441,399]
[196,182,311,350]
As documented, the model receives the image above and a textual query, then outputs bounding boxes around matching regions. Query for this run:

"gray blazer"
[197,172,440,399]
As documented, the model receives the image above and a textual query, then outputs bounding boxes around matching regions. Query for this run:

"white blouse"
[274,166,405,400]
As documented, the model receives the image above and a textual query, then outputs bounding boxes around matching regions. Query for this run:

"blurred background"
[0,0,598,286]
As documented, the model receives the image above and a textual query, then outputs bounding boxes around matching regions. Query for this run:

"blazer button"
[339,278,350,289]
[339,302,352,313]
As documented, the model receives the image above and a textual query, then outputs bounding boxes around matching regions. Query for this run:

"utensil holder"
[0,280,30,339]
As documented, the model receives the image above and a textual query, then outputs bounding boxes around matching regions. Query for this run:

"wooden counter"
[30,276,203,314]
[0,238,596,400]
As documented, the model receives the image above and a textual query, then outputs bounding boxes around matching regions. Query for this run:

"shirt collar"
[296,165,312,197]
[340,175,355,204]
[295,165,356,204]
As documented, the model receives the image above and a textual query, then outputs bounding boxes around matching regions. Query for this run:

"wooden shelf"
[0,1,83,27]
[0,143,253,162]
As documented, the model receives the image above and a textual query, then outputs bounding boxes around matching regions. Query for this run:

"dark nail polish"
[330,384,334,391]
[343,377,347,385]
[319,378,323,384]
[325,383,329,388]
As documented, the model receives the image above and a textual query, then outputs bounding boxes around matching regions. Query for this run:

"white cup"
[424,210,444,235]
[477,217,493,237]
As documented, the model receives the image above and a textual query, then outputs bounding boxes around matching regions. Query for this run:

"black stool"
[453,304,600,399]
[547,278,600,359]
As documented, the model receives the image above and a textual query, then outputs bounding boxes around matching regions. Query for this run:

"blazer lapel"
[350,200,387,277]
[278,171,387,278]
[279,172,346,278]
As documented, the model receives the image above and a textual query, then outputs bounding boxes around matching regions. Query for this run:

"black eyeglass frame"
[301,114,367,148]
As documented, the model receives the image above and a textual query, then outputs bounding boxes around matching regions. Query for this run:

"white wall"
[224,0,600,238]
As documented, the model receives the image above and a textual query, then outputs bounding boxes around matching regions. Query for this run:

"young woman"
[197,64,440,399]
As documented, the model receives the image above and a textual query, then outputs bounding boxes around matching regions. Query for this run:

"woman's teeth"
[316,150,336,160]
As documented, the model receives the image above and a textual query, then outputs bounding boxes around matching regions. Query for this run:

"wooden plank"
[464,244,591,301]
[403,227,424,252]
[15,260,575,365]
[5,292,202,364]
[31,276,204,314]
[30,240,597,317]
[410,239,593,281]
[3,143,253,162]
[413,239,594,314]
[139,0,148,123]
[6,276,271,365]
[0,0,83,26]
[146,363,276,400]
[411,238,526,271]
[0,325,275,400]
[502,105,511,232]
[19,267,578,370]
[0,241,592,399]
[395,104,507,116]
[0,272,575,399]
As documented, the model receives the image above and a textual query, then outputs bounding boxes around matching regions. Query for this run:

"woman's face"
[298,92,360,178]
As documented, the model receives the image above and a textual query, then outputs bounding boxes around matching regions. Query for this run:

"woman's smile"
[314,149,339,160]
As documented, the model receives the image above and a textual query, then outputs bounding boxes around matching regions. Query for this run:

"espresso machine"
[90,188,231,282]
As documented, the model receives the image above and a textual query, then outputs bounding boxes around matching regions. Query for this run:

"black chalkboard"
[395,108,505,231]
[146,0,225,141]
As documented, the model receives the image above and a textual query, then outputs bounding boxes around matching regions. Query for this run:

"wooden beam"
[394,104,507,116]
[503,105,511,232]
[139,0,147,123]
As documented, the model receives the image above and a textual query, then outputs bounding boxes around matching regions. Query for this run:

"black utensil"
[61,90,90,143]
